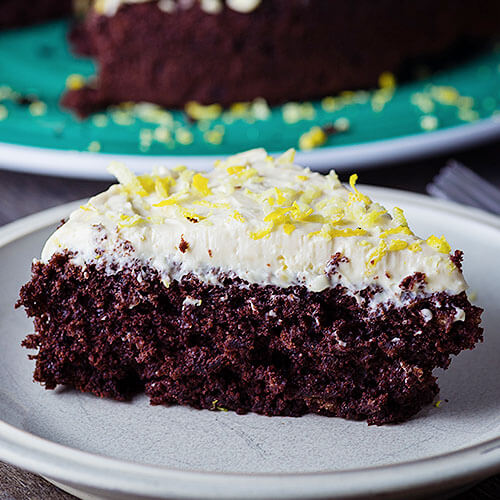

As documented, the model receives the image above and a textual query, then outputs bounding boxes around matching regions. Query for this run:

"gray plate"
[0,187,499,499]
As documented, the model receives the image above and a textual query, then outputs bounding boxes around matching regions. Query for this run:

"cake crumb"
[179,236,189,253]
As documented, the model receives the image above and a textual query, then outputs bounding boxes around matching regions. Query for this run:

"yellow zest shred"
[426,235,451,254]
[392,207,409,227]
[117,214,143,228]
[227,166,245,175]
[137,175,154,194]
[283,223,296,235]
[348,174,371,205]
[153,192,186,207]
[154,176,173,199]
[277,148,296,164]
[388,239,408,251]
[380,226,413,238]
[66,74,85,90]
[298,126,327,150]
[408,241,422,252]
[300,186,322,205]
[367,239,388,268]
[378,71,396,89]
[360,209,387,228]
[107,162,148,197]
[304,214,326,224]
[264,207,292,223]
[274,188,288,205]
[192,173,212,196]
[185,101,222,121]
[195,199,231,209]
[238,167,259,182]
[291,201,313,220]
[249,222,274,240]
[232,211,245,222]
[308,224,366,240]
[181,208,205,222]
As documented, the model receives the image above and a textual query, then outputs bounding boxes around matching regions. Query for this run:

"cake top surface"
[42,148,467,301]
[94,0,263,15]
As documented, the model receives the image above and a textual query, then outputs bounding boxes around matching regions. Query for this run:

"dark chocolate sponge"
[18,252,483,425]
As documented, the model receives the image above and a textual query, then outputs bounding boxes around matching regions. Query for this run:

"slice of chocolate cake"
[63,0,500,116]
[17,149,482,424]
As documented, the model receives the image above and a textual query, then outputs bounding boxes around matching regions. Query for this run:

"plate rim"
[1,187,499,499]
[0,118,499,180]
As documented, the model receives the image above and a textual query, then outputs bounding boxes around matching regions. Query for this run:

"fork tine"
[445,161,500,205]
[426,183,456,203]
[427,162,500,215]
[429,175,491,210]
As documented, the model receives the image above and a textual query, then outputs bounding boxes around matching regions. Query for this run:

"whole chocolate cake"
[17,149,483,425]
[62,0,500,116]
[0,0,73,29]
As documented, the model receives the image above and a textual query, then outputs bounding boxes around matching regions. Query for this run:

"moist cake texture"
[63,0,500,115]
[18,149,483,424]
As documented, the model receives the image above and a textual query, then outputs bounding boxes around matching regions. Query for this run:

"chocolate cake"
[62,0,500,116]
[0,0,73,29]
[17,149,483,425]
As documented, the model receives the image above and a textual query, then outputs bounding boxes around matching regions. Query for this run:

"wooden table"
[1,142,499,499]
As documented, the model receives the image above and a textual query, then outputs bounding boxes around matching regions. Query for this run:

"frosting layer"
[94,0,263,15]
[42,149,467,301]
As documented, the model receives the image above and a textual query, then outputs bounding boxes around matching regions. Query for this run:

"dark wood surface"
[0,142,499,499]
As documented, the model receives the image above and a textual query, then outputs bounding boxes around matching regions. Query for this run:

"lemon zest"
[408,241,422,252]
[117,214,143,228]
[108,162,148,196]
[392,207,409,227]
[380,226,413,238]
[427,235,451,254]
[388,239,408,251]
[153,192,186,207]
[348,174,371,205]
[308,225,366,240]
[298,126,326,150]
[276,148,296,164]
[185,101,222,121]
[232,211,246,222]
[274,188,288,205]
[227,166,245,175]
[181,208,205,222]
[367,239,388,268]
[192,173,212,196]
[249,222,274,240]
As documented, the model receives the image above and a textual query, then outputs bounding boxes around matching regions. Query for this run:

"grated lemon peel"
[108,162,148,197]
[426,235,451,254]
[192,173,212,196]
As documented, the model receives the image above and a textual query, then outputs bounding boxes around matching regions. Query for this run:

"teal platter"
[0,20,499,178]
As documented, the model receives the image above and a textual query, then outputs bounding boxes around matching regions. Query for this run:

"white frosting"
[94,0,262,15]
[41,148,467,304]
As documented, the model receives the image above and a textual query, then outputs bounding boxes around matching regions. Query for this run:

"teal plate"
[0,20,500,178]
